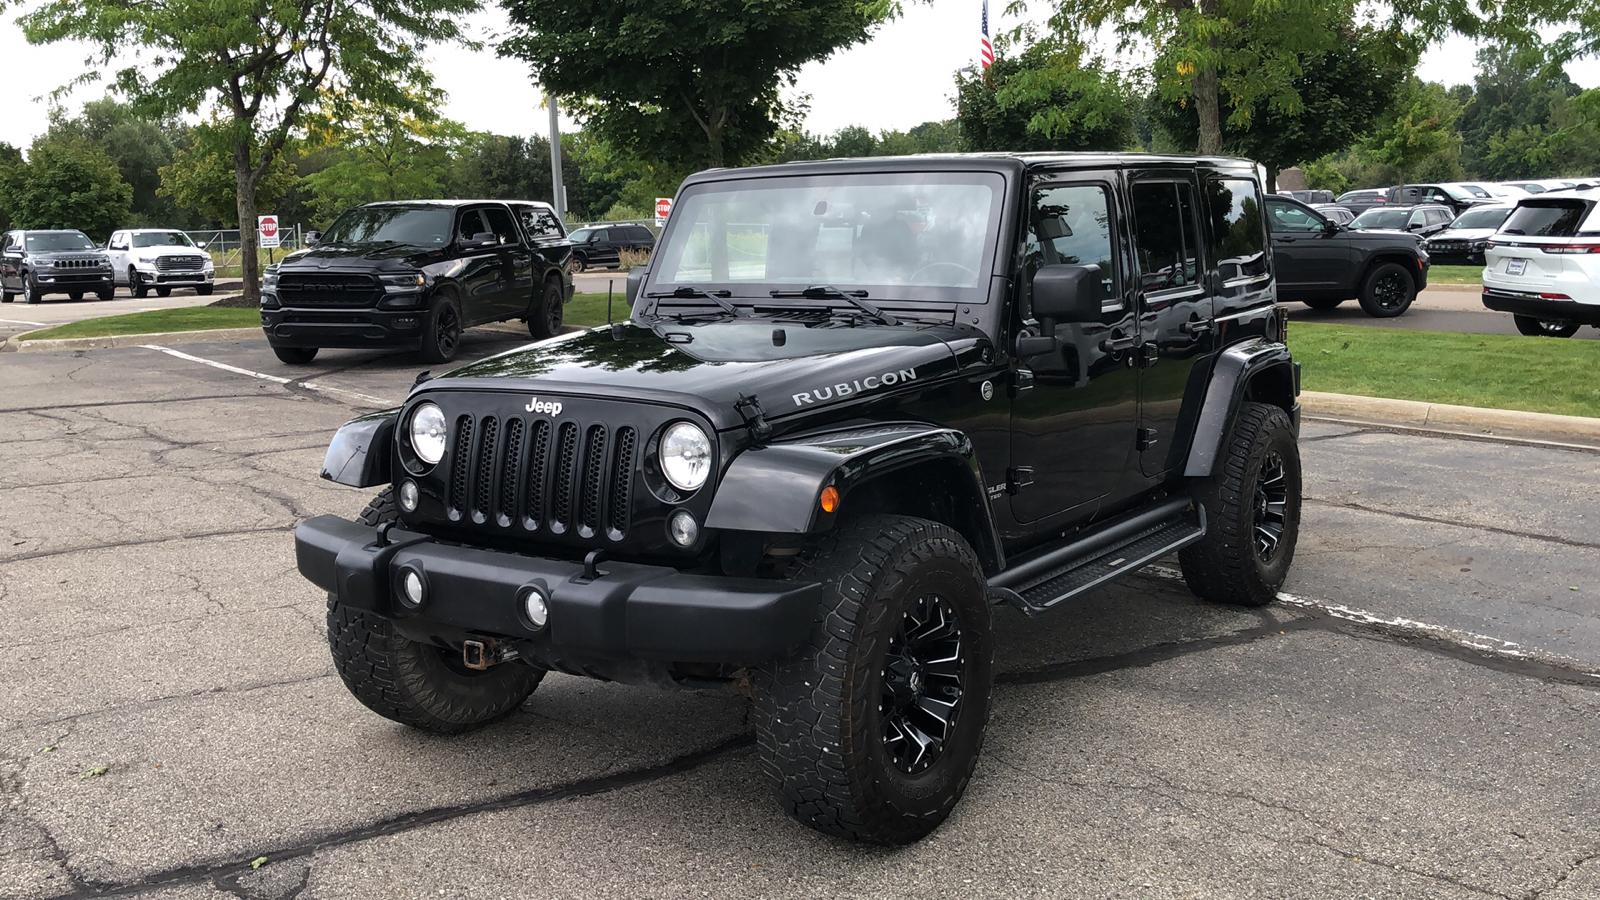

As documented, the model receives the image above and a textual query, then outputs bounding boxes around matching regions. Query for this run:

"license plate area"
[1505,258,1527,276]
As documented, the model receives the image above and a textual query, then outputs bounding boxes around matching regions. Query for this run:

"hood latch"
[735,394,772,446]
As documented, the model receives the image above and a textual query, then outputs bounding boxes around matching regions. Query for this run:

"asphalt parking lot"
[3,335,1598,900]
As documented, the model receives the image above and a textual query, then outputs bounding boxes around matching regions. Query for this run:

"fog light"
[399,567,425,608]
[668,509,699,547]
[399,479,419,512]
[521,586,549,629]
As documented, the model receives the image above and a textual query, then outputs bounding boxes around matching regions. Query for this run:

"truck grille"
[447,412,638,541]
[276,273,382,308]
[156,255,206,272]
[51,258,104,270]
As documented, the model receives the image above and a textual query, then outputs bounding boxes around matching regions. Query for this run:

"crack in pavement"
[1300,837,1518,899]
[1305,496,1600,551]
[0,395,262,415]
[2,526,291,565]
[1531,846,1600,899]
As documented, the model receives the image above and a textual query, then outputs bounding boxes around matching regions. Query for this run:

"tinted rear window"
[1502,201,1591,237]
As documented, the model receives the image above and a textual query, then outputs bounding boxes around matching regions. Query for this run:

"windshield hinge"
[735,394,773,446]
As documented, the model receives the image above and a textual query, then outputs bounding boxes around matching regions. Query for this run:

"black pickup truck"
[296,153,1303,845]
[1266,194,1430,317]
[261,200,573,365]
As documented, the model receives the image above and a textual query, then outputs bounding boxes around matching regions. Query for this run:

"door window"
[1204,178,1268,283]
[481,206,519,245]
[1019,183,1118,316]
[1130,180,1203,292]
[1266,199,1325,234]
[456,210,489,242]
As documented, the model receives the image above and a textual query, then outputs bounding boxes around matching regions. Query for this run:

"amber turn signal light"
[819,486,839,513]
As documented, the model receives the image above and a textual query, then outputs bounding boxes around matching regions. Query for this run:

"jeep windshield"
[320,206,454,247]
[132,231,196,248]
[649,172,1004,308]
[25,232,95,251]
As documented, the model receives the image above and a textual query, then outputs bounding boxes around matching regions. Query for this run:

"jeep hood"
[421,317,980,431]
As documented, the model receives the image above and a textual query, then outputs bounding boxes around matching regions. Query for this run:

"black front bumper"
[262,306,427,350]
[1482,288,1600,325]
[296,515,820,665]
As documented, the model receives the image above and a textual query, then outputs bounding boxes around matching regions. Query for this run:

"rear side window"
[1131,180,1202,292]
[1204,178,1268,282]
[515,206,564,238]
[1503,201,1591,237]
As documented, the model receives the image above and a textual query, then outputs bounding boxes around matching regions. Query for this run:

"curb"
[1301,390,1600,444]
[6,327,263,353]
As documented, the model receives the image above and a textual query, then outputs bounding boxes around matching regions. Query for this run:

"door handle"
[1100,332,1136,353]
[1180,320,1213,337]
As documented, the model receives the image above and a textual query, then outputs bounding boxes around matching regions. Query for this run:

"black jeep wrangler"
[261,200,572,365]
[296,154,1303,845]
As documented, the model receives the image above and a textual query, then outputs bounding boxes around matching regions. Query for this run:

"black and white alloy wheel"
[881,592,966,775]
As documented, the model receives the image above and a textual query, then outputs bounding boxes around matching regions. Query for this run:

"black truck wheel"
[1357,262,1415,317]
[68,292,83,301]
[421,294,462,364]
[97,288,114,301]
[1180,401,1302,607]
[197,285,214,296]
[1302,297,1343,310]
[327,488,544,733]
[273,346,318,365]
[156,286,173,298]
[528,279,565,340]
[1513,315,1579,338]
[753,515,994,845]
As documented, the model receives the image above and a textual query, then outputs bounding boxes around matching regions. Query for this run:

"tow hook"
[462,637,519,671]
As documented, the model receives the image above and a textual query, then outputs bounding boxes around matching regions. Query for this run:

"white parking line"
[0,317,50,327]
[139,345,397,406]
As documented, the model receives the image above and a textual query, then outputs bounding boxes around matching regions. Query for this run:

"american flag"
[979,0,994,69]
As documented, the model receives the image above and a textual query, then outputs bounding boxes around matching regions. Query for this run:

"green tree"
[956,36,1132,152]
[158,122,299,228]
[301,97,468,222]
[0,143,22,232]
[1359,77,1462,190]
[21,0,478,300]
[41,99,188,227]
[498,0,891,171]
[0,140,132,237]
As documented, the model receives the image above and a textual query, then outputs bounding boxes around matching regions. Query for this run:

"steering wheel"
[910,261,978,284]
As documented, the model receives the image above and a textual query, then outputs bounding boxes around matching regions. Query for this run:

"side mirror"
[197,241,209,250]
[465,231,498,248]
[305,232,323,247]
[1407,222,1422,231]
[1031,264,1103,323]
[588,234,602,244]
[625,266,646,309]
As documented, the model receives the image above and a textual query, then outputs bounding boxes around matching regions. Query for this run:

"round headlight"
[659,422,711,492]
[409,403,447,466]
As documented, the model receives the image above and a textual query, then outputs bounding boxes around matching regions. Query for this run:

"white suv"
[1481,188,1600,337]
[106,229,216,298]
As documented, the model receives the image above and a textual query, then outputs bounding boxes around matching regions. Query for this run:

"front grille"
[276,273,382,308]
[445,413,637,542]
[156,255,206,272]
[50,258,103,270]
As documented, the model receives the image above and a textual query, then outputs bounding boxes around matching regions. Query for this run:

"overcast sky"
[1,3,1596,152]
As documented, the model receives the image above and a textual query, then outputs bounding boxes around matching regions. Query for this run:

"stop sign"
[655,198,672,222]
[258,215,281,248]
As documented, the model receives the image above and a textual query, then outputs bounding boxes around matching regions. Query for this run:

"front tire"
[1513,315,1579,338]
[273,346,319,365]
[754,515,994,845]
[130,268,149,299]
[1302,297,1343,310]
[156,286,172,298]
[1180,402,1302,607]
[68,292,84,302]
[569,253,587,274]
[420,293,462,364]
[97,288,114,302]
[528,279,564,340]
[1357,262,1415,317]
[197,285,214,296]
[327,489,544,734]
[23,273,41,304]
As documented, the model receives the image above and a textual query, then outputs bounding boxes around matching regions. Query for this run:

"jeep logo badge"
[524,397,563,416]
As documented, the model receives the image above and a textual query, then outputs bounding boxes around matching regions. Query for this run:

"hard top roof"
[356,199,556,209]
[683,151,1262,183]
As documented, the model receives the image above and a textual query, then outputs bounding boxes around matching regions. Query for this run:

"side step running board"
[989,497,1206,616]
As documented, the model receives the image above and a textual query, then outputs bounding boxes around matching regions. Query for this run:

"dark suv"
[296,154,1302,846]
[261,200,572,365]
[567,223,654,272]
[1266,195,1430,317]
[0,230,114,303]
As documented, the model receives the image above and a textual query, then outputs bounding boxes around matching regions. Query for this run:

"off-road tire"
[273,346,318,365]
[327,488,544,734]
[421,293,462,364]
[1357,262,1415,318]
[197,285,214,296]
[1513,315,1579,338]
[1180,401,1301,607]
[1302,297,1343,310]
[753,515,994,845]
[156,286,172,298]
[528,279,564,340]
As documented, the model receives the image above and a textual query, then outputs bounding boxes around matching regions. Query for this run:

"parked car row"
[0,227,215,303]
[1333,180,1597,218]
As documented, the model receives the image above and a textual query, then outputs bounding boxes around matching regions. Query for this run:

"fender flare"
[705,422,1004,573]
[321,408,398,487]
[1184,338,1298,478]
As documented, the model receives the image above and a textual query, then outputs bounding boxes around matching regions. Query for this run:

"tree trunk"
[1194,66,1223,156]
[233,140,260,303]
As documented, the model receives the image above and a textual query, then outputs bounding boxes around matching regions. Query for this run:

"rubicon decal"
[793,368,917,406]
[524,397,563,416]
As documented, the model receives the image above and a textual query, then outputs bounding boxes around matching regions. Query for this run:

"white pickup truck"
[106,229,216,298]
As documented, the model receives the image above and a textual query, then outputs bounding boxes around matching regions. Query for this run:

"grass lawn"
[565,292,627,328]
[1428,264,1482,285]
[1290,322,1600,418]
[18,307,262,340]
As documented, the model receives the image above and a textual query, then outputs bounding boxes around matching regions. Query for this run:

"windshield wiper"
[646,285,750,317]
[768,285,897,325]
